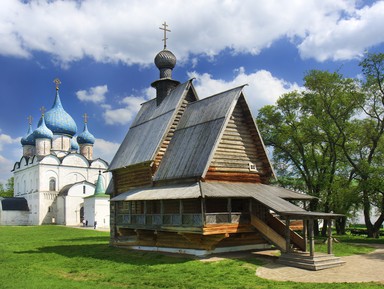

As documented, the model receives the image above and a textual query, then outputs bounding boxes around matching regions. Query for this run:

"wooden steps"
[278,251,346,271]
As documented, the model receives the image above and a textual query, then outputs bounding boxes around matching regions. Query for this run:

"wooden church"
[108,26,343,270]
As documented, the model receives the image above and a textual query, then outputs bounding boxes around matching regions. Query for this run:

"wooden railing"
[116,212,250,227]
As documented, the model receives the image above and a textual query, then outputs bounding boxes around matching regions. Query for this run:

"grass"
[0,226,383,289]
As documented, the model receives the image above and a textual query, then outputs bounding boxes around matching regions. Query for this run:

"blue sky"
[1,0,384,183]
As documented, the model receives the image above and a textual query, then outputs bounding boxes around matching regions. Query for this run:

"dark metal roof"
[0,197,29,211]
[153,86,244,181]
[108,80,194,171]
[110,181,339,219]
[110,182,201,201]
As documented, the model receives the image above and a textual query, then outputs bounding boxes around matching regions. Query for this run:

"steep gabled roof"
[109,80,196,171]
[154,85,249,181]
[153,85,274,182]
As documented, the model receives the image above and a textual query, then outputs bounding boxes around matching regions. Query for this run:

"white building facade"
[11,81,110,226]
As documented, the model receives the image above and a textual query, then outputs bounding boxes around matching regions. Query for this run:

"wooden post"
[327,219,333,254]
[303,219,308,252]
[285,217,291,253]
[309,219,315,257]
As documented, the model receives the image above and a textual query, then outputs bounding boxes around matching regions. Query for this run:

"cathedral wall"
[52,135,71,151]
[13,165,39,196]
[36,139,51,156]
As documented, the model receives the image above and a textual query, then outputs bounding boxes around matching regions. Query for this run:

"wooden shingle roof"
[109,80,194,171]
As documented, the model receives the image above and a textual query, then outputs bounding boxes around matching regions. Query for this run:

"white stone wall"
[0,210,30,225]
[84,196,110,229]
[12,152,111,226]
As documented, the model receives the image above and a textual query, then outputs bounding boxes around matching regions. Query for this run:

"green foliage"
[0,177,14,197]
[257,53,384,236]
[0,226,382,289]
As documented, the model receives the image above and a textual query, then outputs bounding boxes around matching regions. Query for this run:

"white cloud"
[103,95,148,125]
[298,1,384,61]
[76,85,108,103]
[93,138,120,163]
[0,0,382,64]
[189,67,301,115]
[0,132,20,183]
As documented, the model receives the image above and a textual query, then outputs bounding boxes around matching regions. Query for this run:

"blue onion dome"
[70,138,79,151]
[42,89,77,136]
[77,123,95,145]
[21,123,35,146]
[33,116,53,139]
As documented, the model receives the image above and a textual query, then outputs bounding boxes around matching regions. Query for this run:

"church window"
[83,185,86,194]
[49,178,56,191]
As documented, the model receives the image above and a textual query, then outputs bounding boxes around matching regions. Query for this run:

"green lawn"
[0,226,382,289]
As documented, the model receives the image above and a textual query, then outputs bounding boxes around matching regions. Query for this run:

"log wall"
[205,97,265,182]
[113,162,153,195]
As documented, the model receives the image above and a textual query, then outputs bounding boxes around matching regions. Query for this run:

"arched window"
[49,178,56,191]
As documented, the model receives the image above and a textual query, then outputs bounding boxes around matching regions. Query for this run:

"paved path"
[256,244,384,283]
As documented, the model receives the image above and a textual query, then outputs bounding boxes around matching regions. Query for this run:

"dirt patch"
[256,244,384,283]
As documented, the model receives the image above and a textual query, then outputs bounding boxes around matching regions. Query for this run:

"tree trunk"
[321,219,328,237]
[336,217,346,235]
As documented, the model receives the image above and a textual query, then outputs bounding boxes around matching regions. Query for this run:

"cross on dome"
[53,78,61,90]
[40,106,46,116]
[159,21,171,49]
[83,113,88,124]
[27,115,33,125]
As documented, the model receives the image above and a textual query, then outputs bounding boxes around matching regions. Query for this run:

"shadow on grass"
[16,243,194,266]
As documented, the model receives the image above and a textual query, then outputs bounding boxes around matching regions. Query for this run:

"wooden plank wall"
[113,228,268,251]
[205,97,264,183]
[113,162,153,195]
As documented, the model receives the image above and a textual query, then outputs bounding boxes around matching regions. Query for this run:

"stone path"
[256,244,384,284]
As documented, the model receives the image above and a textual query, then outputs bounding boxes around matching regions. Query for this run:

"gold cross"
[40,106,46,116]
[83,113,88,124]
[27,115,33,125]
[53,78,61,90]
[159,21,171,49]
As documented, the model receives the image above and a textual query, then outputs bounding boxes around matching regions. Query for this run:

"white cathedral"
[4,80,111,227]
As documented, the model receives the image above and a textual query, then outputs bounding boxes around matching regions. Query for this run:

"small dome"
[42,90,77,136]
[154,49,176,71]
[33,116,53,139]
[77,123,95,145]
[70,138,79,151]
[21,124,35,146]
[94,171,106,196]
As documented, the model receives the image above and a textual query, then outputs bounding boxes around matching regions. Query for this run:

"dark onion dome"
[70,138,79,151]
[21,124,35,146]
[154,49,177,78]
[33,116,53,139]
[77,123,95,145]
[41,90,77,136]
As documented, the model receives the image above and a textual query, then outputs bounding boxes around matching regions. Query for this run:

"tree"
[0,177,14,198]
[331,53,384,238]
[257,70,362,235]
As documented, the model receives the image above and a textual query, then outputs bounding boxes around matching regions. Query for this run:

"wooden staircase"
[278,251,346,270]
[250,214,305,252]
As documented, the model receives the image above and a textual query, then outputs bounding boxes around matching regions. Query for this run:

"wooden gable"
[205,94,273,184]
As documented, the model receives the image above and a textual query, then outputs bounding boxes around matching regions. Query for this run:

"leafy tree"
[257,70,362,235]
[0,177,14,198]
[332,53,384,238]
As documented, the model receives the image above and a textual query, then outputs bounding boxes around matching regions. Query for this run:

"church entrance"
[80,206,84,223]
